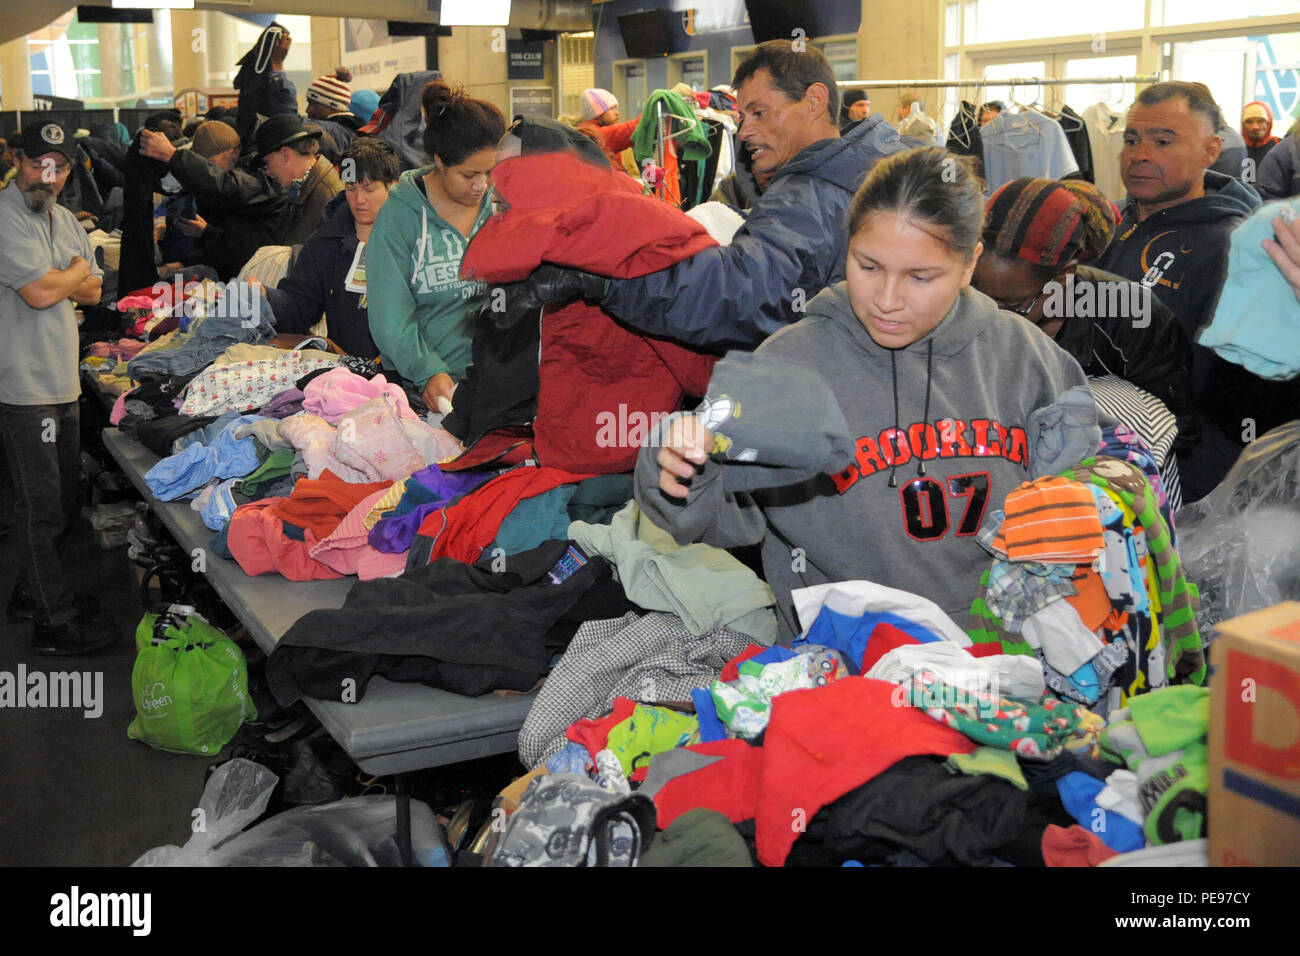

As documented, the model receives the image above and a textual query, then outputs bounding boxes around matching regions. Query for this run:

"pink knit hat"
[580,88,618,121]
[307,74,352,114]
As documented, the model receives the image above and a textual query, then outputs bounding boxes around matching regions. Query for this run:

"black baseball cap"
[18,121,77,164]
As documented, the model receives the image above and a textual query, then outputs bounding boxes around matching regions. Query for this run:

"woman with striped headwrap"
[971,177,1195,455]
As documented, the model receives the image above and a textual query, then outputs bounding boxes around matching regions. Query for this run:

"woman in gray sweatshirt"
[635,147,1088,641]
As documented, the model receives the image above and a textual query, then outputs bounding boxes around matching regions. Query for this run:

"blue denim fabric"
[144,413,263,500]
[126,292,276,379]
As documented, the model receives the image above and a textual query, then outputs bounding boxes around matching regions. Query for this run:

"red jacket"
[462,152,718,473]
[577,116,639,169]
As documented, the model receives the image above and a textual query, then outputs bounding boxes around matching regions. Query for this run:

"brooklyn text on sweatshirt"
[831,417,1029,493]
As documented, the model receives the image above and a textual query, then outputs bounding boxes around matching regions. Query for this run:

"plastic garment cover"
[132,758,450,867]
[1175,421,1300,631]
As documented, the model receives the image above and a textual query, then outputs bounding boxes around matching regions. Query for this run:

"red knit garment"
[1041,824,1120,867]
[268,469,392,540]
[415,465,594,565]
[654,677,977,867]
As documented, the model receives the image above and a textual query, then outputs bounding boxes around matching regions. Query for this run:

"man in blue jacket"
[263,138,399,358]
[492,40,909,350]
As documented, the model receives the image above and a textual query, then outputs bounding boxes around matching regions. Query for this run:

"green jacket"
[365,165,491,389]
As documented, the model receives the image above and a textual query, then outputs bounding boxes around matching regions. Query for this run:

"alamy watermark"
[1040,273,1152,328]
[0,665,102,718]
[890,668,1002,720]
[50,886,150,935]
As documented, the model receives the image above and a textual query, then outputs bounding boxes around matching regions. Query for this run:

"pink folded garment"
[227,499,344,581]
[276,413,371,483]
[109,390,130,425]
[116,294,161,311]
[333,395,426,482]
[301,367,417,424]
[308,487,409,578]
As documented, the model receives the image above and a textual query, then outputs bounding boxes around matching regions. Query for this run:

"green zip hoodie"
[365,165,492,389]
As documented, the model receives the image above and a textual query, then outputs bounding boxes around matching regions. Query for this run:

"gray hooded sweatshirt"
[634,282,1088,641]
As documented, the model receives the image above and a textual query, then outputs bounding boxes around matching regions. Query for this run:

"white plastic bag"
[132,758,278,866]
[1176,421,1300,631]
[132,758,451,867]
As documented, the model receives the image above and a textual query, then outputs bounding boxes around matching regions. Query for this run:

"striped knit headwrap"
[983,177,1119,268]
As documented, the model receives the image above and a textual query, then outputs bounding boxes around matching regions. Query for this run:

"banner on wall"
[340,19,428,93]
[509,86,555,120]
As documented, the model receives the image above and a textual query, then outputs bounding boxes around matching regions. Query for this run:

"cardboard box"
[1208,601,1300,866]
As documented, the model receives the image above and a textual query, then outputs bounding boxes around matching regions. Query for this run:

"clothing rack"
[838,74,1159,90]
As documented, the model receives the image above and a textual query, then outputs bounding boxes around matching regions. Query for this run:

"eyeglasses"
[1000,287,1048,317]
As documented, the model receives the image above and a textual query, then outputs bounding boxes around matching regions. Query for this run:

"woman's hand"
[1262,212,1300,305]
[657,414,714,499]
[422,372,456,412]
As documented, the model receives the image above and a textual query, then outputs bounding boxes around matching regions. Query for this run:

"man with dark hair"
[1093,80,1262,501]
[262,138,399,358]
[492,39,908,349]
[0,122,118,655]
[254,114,343,243]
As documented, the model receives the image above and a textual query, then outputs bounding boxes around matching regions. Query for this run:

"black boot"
[32,613,119,657]
[6,582,36,622]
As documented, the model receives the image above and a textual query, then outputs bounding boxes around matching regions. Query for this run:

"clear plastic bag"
[133,758,451,867]
[132,758,278,866]
[1175,422,1300,632]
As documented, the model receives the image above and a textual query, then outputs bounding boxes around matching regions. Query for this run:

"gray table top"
[102,427,532,774]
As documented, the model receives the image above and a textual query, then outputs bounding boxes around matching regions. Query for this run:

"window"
[817,38,858,84]
[979,60,1047,108]
[731,44,755,83]
[1172,37,1253,127]
[669,52,707,92]
[559,32,595,118]
[1252,31,1300,139]
[1158,0,1298,26]
[959,0,1141,45]
[1062,54,1140,113]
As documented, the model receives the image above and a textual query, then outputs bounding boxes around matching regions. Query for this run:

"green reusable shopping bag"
[127,605,257,755]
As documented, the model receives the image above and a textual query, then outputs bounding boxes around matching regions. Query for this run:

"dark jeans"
[0,402,82,625]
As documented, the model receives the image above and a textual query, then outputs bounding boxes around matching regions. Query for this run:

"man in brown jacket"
[252,113,342,243]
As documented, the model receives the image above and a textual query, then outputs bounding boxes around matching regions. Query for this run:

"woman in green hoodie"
[366,80,505,410]
[637,147,1088,639]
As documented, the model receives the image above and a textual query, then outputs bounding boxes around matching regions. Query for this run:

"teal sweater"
[365,166,492,389]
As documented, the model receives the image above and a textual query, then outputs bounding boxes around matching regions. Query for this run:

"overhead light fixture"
[112,0,195,7]
[440,0,510,26]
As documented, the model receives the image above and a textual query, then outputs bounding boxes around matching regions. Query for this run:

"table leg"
[395,773,411,867]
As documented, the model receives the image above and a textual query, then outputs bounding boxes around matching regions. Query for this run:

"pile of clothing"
[969,448,1205,715]
[481,580,1212,868]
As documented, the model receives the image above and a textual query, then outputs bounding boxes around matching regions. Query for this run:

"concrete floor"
[0,415,519,866]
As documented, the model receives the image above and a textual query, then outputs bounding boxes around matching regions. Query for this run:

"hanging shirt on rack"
[945,101,985,181]
[1058,105,1094,184]
[981,108,1078,194]
[1082,102,1127,203]
[897,101,939,145]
